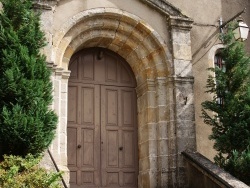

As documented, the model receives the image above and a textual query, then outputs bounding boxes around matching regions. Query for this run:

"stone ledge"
[167,76,194,84]
[182,151,249,188]
[169,16,193,30]
[140,0,193,30]
[32,0,58,10]
[140,0,188,18]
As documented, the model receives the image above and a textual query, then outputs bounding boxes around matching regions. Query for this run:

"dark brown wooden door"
[67,48,138,188]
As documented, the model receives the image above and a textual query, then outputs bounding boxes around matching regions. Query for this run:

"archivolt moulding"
[53,8,172,86]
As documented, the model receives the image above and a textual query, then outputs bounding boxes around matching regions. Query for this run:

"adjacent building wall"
[167,0,250,161]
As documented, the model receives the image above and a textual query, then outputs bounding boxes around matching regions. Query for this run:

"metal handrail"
[47,149,68,188]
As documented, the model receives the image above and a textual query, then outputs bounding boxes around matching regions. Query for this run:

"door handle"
[77,145,82,149]
[119,146,123,151]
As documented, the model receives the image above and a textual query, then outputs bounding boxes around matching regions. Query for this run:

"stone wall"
[182,151,249,188]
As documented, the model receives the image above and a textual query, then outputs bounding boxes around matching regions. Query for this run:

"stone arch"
[53,8,172,86]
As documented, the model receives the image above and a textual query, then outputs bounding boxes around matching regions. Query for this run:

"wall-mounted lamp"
[219,8,249,41]
[233,18,249,41]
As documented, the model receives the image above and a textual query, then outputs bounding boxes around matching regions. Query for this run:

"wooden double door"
[67,48,138,188]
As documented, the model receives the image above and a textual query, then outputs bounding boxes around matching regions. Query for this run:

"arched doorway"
[67,48,138,187]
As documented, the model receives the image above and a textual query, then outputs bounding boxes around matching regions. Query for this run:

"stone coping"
[140,0,190,19]
[182,151,249,188]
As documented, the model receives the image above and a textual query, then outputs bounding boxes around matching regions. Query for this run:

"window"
[214,52,225,105]
[214,53,225,71]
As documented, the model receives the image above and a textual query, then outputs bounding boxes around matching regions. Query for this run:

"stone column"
[168,16,196,187]
[40,64,70,186]
[60,70,70,167]
[33,0,58,62]
[51,67,63,161]
[47,65,70,185]
[155,77,169,187]
[137,80,158,188]
[57,69,70,185]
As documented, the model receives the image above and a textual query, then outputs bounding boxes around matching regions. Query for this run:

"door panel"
[106,89,118,126]
[68,127,77,166]
[81,87,95,125]
[101,86,137,188]
[106,55,118,83]
[106,130,119,167]
[68,48,138,188]
[68,86,78,123]
[123,131,135,167]
[122,90,134,126]
[68,84,100,187]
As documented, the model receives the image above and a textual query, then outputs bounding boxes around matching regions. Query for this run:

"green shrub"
[201,23,250,185]
[0,0,58,157]
[0,154,61,188]
[222,148,250,185]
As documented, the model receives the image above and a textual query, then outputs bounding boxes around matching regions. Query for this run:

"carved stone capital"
[47,61,55,69]
[168,16,193,31]
[167,76,194,84]
[55,67,64,76]
[62,70,71,80]
[136,79,155,96]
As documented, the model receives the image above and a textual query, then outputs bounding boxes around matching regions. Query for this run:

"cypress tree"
[201,23,250,184]
[0,0,57,157]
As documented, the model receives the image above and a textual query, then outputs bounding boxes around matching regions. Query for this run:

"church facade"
[35,0,250,187]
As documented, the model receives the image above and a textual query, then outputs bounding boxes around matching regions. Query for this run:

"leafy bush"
[222,148,250,185]
[0,0,58,157]
[0,154,61,188]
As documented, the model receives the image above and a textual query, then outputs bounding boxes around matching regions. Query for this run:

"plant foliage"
[0,154,61,188]
[201,23,250,185]
[0,0,57,157]
[223,147,250,185]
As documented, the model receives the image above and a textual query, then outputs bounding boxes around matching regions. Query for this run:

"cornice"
[140,0,187,18]
[140,0,193,30]
[168,16,193,30]
[32,0,58,10]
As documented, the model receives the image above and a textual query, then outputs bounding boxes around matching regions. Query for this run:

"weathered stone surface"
[172,29,191,45]
[172,43,192,60]
[139,157,150,171]
[174,59,193,77]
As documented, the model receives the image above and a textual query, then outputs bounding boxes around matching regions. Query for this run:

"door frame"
[67,48,138,187]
